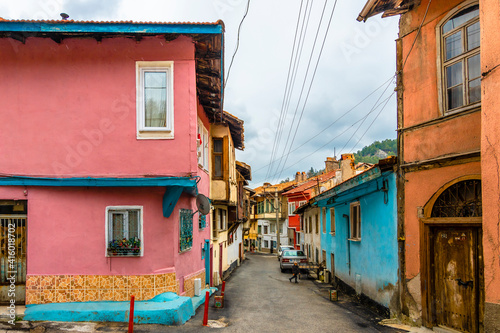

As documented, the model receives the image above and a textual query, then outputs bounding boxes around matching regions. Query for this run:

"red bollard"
[221,281,226,297]
[202,291,209,326]
[128,295,135,333]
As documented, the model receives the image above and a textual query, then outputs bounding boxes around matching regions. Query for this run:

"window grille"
[431,179,481,217]
[180,209,193,252]
[199,214,206,230]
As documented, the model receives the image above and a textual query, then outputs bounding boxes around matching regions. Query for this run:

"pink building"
[0,19,224,305]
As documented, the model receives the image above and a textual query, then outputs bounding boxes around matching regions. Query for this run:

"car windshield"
[283,250,305,257]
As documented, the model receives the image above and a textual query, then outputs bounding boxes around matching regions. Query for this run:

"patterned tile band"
[25,272,191,304]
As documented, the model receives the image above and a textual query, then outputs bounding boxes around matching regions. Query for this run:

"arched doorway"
[420,176,483,332]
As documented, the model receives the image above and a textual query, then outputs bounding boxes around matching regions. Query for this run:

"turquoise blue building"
[314,157,399,311]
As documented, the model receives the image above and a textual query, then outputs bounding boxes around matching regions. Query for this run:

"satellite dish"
[196,194,211,215]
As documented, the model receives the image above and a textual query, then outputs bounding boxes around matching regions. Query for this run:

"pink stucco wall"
[480,0,500,305]
[0,35,198,177]
[0,34,213,292]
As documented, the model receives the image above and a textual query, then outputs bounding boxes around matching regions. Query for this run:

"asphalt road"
[159,252,405,333]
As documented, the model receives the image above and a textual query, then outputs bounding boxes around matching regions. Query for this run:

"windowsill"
[443,102,481,117]
[137,130,174,140]
[348,238,361,242]
[179,248,192,254]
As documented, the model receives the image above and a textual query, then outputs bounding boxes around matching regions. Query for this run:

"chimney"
[340,154,355,182]
[295,172,301,183]
[325,157,340,172]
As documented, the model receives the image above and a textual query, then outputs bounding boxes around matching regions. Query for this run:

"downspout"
[396,35,407,318]
[343,214,351,276]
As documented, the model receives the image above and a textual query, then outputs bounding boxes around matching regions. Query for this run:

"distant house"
[251,181,295,252]
[209,111,250,284]
[315,157,398,313]
[283,157,339,250]
[0,18,224,304]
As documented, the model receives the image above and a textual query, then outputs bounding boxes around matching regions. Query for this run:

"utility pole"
[275,188,280,251]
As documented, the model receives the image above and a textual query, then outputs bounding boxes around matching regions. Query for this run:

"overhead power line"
[254,75,394,174]
[224,0,251,89]
[273,0,339,183]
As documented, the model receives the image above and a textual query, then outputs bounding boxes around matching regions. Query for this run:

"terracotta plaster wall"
[0,35,198,177]
[400,0,475,127]
[480,0,500,306]
[403,112,481,163]
[404,162,481,279]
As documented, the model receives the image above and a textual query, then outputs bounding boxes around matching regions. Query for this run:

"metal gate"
[0,215,27,304]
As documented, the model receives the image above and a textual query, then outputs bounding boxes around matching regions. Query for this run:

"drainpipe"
[343,214,351,276]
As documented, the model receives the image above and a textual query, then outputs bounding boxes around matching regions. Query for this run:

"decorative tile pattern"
[70,275,85,290]
[26,289,40,305]
[26,276,40,290]
[25,272,181,304]
[72,289,85,302]
[114,276,128,289]
[84,289,99,302]
[55,275,71,290]
[128,275,142,289]
[100,289,114,301]
[99,275,114,290]
[85,275,99,290]
[114,289,128,301]
[40,276,55,290]
[142,288,155,300]
[55,290,71,303]
[40,289,55,303]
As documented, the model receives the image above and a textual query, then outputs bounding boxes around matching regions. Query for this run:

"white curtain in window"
[144,72,167,127]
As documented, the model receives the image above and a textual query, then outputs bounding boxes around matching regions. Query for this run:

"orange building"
[359,0,498,331]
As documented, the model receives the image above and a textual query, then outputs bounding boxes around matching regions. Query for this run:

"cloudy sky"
[0,0,399,187]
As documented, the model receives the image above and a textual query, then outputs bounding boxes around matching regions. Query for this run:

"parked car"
[280,250,307,272]
[277,245,294,261]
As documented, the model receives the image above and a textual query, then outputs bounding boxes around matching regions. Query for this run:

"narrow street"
[140,253,406,332]
[0,253,411,332]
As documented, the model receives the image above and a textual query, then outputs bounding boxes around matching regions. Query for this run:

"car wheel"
[280,265,284,273]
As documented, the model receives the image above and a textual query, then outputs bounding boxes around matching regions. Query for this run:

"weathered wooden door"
[431,227,479,332]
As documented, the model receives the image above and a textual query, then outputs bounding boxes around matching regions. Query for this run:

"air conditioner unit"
[194,278,202,296]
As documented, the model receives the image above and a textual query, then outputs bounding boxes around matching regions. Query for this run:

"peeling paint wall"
[480,0,500,330]
[319,171,398,310]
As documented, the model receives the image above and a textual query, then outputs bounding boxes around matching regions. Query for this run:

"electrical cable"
[274,0,338,183]
[224,0,251,89]
[254,75,394,174]
[266,0,305,180]
[269,0,314,179]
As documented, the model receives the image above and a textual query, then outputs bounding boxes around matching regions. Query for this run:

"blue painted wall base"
[24,289,216,325]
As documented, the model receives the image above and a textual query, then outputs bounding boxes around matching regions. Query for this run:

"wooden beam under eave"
[9,32,26,44]
[50,35,63,44]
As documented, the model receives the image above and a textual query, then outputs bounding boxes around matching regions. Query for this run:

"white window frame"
[330,207,335,235]
[105,206,144,257]
[136,61,174,139]
[349,202,361,241]
[298,200,307,208]
[437,2,480,115]
[197,119,209,171]
[288,202,296,215]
